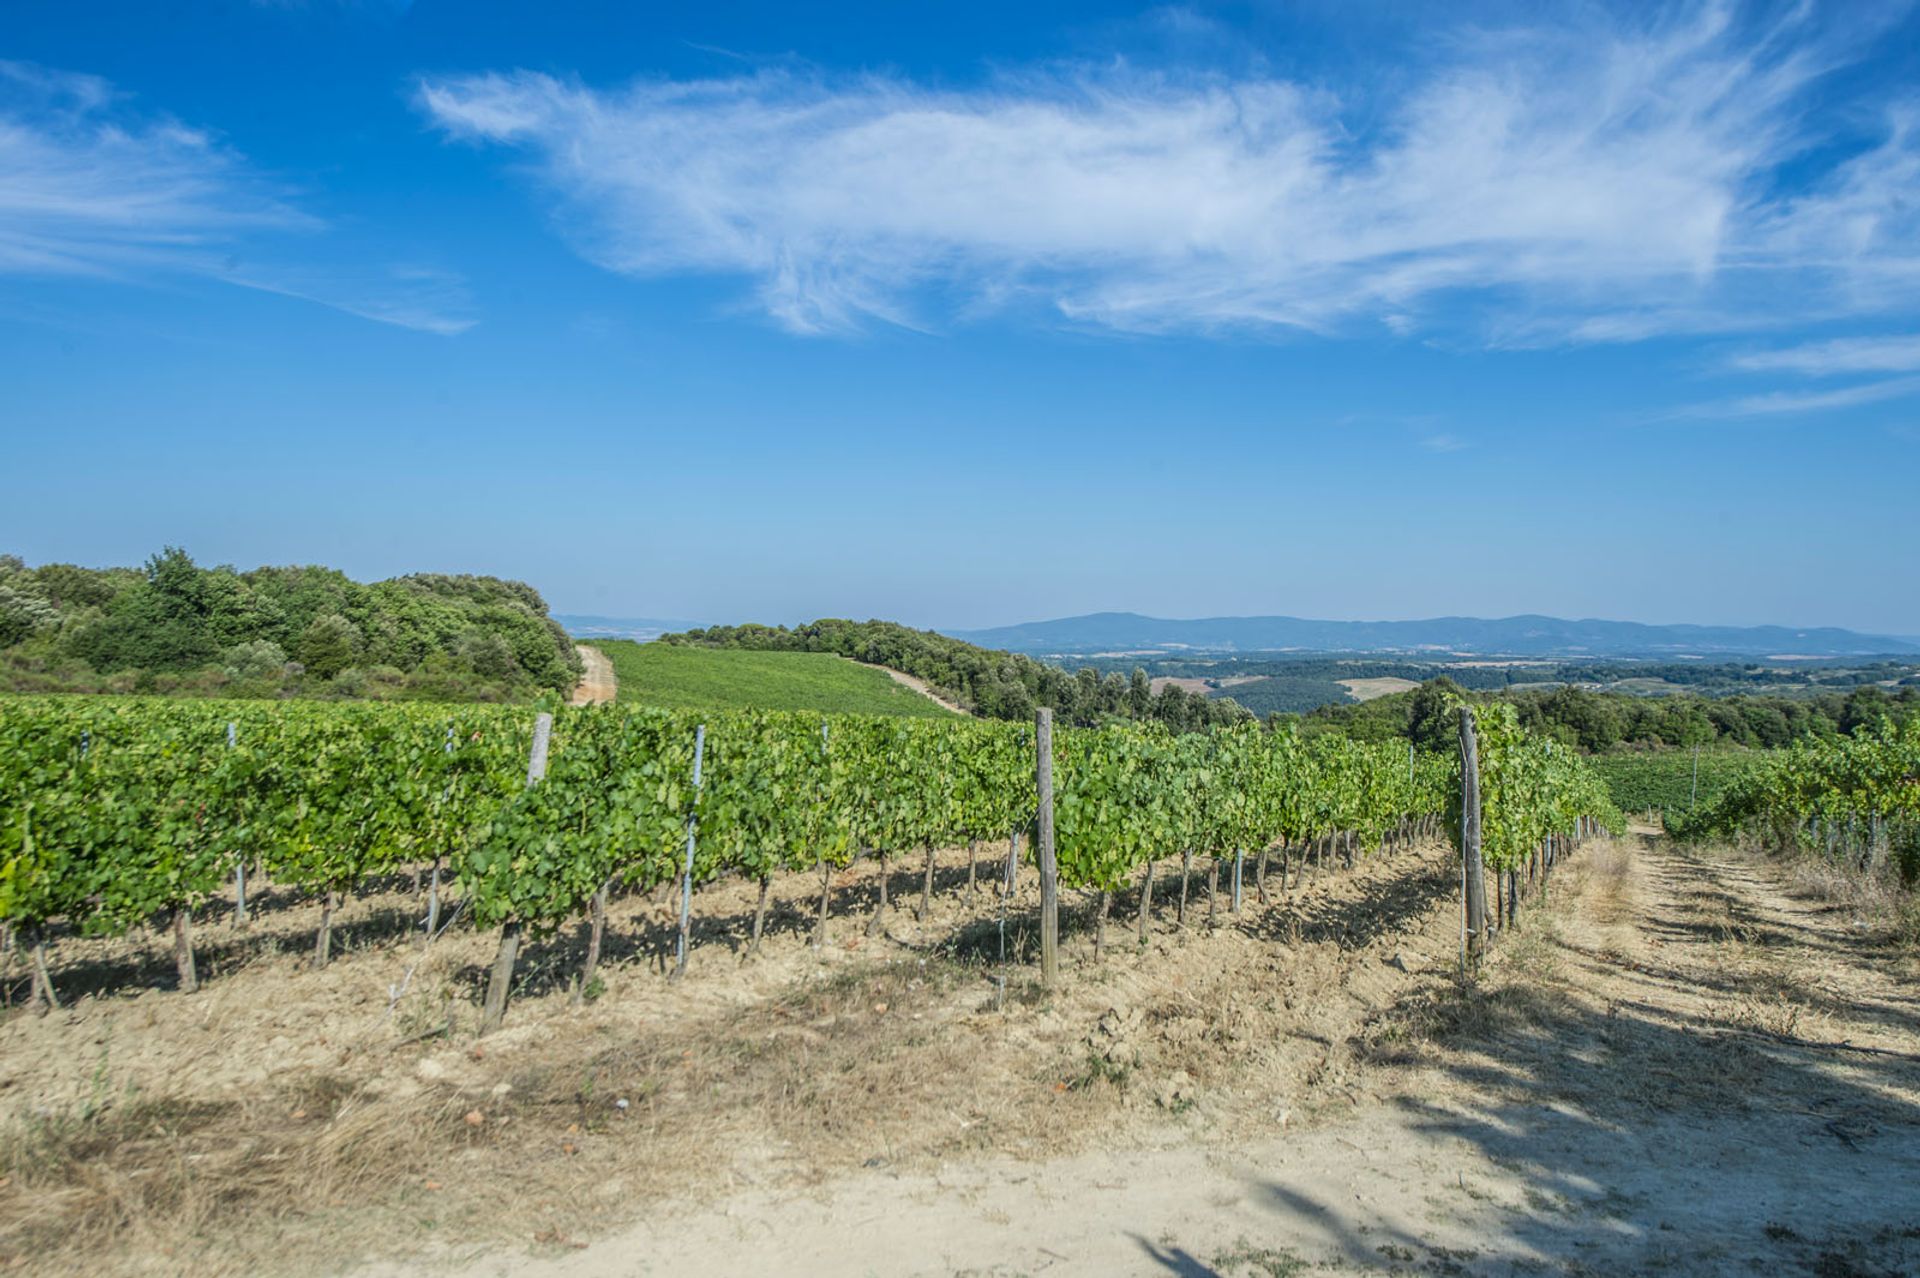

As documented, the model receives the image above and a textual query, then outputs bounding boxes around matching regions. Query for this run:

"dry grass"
[0,838,1475,1276]
[1784,852,1920,947]
[494,956,1094,1180]
[1580,836,1637,927]
[0,955,1083,1275]
[0,1077,485,1275]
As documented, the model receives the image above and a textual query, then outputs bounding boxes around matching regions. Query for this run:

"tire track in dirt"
[846,658,969,715]
[570,644,617,705]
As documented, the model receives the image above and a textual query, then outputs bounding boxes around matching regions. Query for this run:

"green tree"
[1405,678,1463,752]
[299,614,359,680]
[1128,667,1152,719]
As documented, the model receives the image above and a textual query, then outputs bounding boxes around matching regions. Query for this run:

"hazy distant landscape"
[946,610,1920,659]
[561,610,1920,717]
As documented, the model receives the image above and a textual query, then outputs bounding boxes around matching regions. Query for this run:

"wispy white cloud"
[1420,433,1469,453]
[416,4,1919,339]
[1729,333,1920,375]
[1673,374,1920,418]
[0,60,471,333]
[0,60,308,274]
[227,265,475,337]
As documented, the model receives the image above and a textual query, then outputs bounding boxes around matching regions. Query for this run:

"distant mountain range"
[945,612,1920,659]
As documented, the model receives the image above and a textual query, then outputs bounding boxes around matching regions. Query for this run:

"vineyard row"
[0,695,1621,1022]
[1673,716,1920,876]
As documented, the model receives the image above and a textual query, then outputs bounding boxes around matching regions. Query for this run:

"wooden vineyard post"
[1231,848,1244,914]
[228,721,247,927]
[426,722,453,940]
[521,711,553,789]
[995,831,1020,1011]
[173,906,198,993]
[482,711,551,1033]
[1177,847,1193,927]
[918,845,936,921]
[1035,708,1059,988]
[811,722,831,949]
[1459,707,1487,968]
[670,724,708,981]
[27,928,61,1015]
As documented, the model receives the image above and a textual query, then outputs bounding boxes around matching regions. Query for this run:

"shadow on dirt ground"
[1130,831,1920,1277]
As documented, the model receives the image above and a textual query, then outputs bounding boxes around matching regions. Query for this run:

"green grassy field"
[592,640,957,718]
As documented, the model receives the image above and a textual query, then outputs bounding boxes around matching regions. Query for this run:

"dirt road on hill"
[394,830,1920,1278]
[855,658,969,714]
[569,644,616,705]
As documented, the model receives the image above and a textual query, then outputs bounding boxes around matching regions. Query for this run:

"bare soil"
[854,660,969,715]
[568,646,616,706]
[4,828,1916,1277]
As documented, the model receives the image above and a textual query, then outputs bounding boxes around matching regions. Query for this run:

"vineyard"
[593,639,958,717]
[1675,716,1920,878]
[1589,747,1773,819]
[1,694,1618,1018]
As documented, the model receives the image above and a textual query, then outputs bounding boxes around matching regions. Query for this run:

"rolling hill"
[595,639,956,717]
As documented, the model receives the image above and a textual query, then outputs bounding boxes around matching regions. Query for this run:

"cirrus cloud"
[1,60,473,333]
[417,4,1918,340]
[1729,333,1920,375]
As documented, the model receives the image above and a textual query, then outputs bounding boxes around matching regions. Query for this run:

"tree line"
[1307,676,1919,754]
[0,548,581,702]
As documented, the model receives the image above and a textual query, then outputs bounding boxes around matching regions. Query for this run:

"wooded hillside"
[0,548,579,702]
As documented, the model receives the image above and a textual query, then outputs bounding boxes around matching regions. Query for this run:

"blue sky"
[4,1,1918,636]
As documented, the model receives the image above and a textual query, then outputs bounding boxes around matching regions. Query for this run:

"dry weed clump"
[0,1079,486,1276]
[1786,853,1918,946]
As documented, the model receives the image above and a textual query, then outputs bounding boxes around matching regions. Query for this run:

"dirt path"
[852,659,969,714]
[407,831,1920,1278]
[569,644,616,705]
